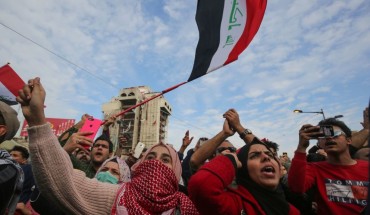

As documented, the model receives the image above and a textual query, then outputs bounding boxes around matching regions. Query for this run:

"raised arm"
[190,119,234,171]
[288,124,320,193]
[351,108,369,148]
[223,109,257,145]
[178,130,194,159]
[16,78,118,214]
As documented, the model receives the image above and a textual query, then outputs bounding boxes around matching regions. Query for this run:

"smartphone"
[319,125,334,137]
[199,139,206,146]
[133,142,146,159]
[199,137,208,147]
[80,117,102,141]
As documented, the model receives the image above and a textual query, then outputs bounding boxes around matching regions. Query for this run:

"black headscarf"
[236,140,290,215]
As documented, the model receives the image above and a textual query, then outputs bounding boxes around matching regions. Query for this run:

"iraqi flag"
[0,64,26,105]
[188,0,267,82]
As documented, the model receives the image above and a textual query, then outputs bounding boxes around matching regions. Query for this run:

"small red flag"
[0,64,26,105]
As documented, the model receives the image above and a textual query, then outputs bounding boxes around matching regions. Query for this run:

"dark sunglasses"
[217,147,237,154]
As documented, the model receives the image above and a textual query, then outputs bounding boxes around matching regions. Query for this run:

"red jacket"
[188,156,300,215]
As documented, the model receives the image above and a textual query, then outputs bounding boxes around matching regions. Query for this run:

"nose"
[260,152,271,161]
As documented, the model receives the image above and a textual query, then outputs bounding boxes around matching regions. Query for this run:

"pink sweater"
[28,123,119,214]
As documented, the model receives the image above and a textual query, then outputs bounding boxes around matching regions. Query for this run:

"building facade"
[102,86,172,154]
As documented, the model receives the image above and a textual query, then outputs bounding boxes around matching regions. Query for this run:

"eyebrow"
[161,153,172,160]
[147,152,157,156]
[248,151,272,156]
[249,151,261,156]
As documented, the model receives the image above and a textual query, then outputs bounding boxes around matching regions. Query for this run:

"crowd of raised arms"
[0,77,369,215]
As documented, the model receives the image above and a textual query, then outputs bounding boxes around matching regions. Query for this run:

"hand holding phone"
[62,131,94,154]
[298,124,321,152]
[133,142,146,159]
[80,117,102,141]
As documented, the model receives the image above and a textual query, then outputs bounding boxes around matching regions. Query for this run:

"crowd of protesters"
[0,77,369,214]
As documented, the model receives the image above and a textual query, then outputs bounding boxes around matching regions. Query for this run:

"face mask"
[96,171,119,184]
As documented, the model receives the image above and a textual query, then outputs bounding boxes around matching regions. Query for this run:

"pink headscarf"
[131,142,182,182]
[95,156,131,183]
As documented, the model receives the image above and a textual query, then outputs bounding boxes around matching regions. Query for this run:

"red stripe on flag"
[188,0,267,82]
[224,0,267,65]
[0,64,25,97]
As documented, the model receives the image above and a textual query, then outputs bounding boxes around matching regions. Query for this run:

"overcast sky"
[1,0,369,156]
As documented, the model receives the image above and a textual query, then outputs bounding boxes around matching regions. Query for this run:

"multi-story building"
[101,86,172,155]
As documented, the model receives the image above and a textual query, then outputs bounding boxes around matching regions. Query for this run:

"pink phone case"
[80,117,102,141]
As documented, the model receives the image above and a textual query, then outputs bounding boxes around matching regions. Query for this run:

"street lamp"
[334,115,343,119]
[293,108,326,119]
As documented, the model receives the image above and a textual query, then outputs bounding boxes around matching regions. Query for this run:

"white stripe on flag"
[207,0,247,74]
[0,82,17,104]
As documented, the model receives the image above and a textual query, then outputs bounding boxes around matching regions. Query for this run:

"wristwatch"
[239,128,252,139]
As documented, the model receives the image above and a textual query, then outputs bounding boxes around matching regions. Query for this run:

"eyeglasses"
[318,130,346,139]
[217,147,237,154]
[199,137,208,141]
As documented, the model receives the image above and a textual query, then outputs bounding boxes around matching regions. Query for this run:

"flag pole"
[101,81,188,125]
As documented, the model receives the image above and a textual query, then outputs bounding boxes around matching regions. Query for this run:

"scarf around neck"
[115,160,198,215]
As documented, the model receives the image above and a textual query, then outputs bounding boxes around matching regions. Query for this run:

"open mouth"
[325,141,336,147]
[95,152,103,156]
[261,166,275,174]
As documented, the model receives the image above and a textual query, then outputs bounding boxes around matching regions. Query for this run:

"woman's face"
[246,144,281,190]
[145,145,173,170]
[100,161,120,180]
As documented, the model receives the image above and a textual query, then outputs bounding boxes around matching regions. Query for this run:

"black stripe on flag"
[188,0,225,82]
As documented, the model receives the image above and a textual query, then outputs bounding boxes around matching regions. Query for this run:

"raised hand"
[361,107,369,129]
[81,113,93,121]
[222,119,235,137]
[223,109,242,131]
[63,131,94,154]
[103,115,116,129]
[298,124,321,152]
[182,130,194,148]
[16,77,46,127]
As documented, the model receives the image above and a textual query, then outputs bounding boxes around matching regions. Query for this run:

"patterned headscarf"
[131,142,182,182]
[95,156,131,183]
[114,160,198,215]
[111,143,198,215]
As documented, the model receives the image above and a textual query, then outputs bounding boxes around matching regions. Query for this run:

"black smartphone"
[319,125,334,137]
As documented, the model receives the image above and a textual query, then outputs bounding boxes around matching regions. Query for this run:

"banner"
[20,118,76,137]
